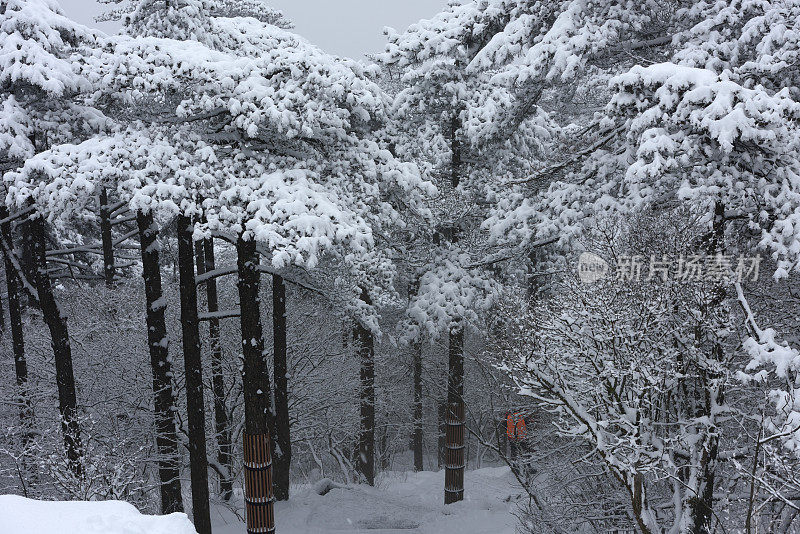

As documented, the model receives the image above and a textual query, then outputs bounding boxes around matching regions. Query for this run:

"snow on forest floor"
[0,466,525,534]
[0,494,198,534]
[212,466,525,534]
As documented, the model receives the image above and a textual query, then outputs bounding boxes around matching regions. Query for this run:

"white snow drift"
[0,495,198,534]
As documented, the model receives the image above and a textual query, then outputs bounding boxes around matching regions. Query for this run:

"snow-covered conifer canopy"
[4,0,434,309]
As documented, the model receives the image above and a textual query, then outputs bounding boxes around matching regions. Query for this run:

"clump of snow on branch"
[736,283,800,456]
[0,0,93,95]
[405,253,498,341]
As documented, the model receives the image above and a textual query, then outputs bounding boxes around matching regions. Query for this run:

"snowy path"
[0,467,524,534]
[213,466,524,534]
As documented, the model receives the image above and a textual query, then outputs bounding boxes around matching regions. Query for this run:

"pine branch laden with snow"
[0,0,106,173]
[125,0,223,49]
[736,282,800,457]
[380,0,676,146]
[4,128,216,219]
[485,1,800,264]
[489,63,800,265]
[0,0,92,96]
[611,63,800,273]
[98,0,292,30]
[5,0,435,323]
[0,95,34,162]
[402,252,499,343]
[209,0,292,27]
[675,0,800,92]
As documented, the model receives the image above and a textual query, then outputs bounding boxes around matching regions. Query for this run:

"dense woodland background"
[3,0,800,533]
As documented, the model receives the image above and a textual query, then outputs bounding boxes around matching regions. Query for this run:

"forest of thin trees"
[3,1,800,533]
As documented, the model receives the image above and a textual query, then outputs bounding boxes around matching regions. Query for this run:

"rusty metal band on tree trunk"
[445,402,465,496]
[244,433,275,534]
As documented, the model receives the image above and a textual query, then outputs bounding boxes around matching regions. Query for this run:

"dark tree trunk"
[137,211,184,514]
[443,109,465,504]
[271,274,291,500]
[412,343,423,472]
[444,326,465,504]
[354,288,375,486]
[237,236,276,534]
[496,416,508,460]
[176,214,211,534]
[408,278,424,472]
[99,188,114,287]
[437,401,446,469]
[2,207,33,438]
[0,264,4,332]
[691,438,718,534]
[526,248,546,300]
[30,213,83,479]
[690,201,726,534]
[196,237,234,501]
[450,113,461,188]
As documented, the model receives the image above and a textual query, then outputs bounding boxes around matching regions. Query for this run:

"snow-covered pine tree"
[4,4,245,513]
[6,130,219,515]
[0,0,110,481]
[11,3,431,526]
[381,11,487,505]
[379,0,564,503]
[98,0,291,29]
[116,5,217,529]
[109,0,304,519]
[184,22,432,492]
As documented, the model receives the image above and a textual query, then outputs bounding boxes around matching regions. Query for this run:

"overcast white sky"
[58,0,452,60]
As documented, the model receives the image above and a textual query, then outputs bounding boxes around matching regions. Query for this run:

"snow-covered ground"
[214,466,525,534]
[0,494,198,534]
[0,467,525,534]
